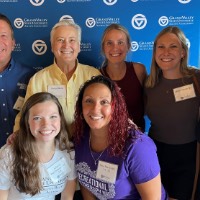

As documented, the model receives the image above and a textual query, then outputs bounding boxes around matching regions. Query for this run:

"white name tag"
[48,85,66,98]
[13,96,24,111]
[96,161,118,184]
[173,84,196,102]
[47,157,71,183]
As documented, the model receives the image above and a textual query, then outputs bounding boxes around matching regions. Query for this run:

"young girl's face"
[28,101,61,144]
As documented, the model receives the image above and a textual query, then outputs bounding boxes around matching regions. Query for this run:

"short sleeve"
[125,134,160,184]
[0,145,12,190]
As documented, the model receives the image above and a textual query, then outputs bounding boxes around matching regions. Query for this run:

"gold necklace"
[89,135,107,165]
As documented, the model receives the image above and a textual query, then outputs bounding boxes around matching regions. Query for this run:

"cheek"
[105,107,112,119]
[103,46,110,53]
[155,53,161,63]
[73,43,80,52]
[52,43,60,52]
[82,108,88,119]
[28,121,36,133]
[55,121,61,130]
[77,44,81,53]
[121,46,128,52]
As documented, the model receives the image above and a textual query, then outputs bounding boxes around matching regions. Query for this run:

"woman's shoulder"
[126,130,156,153]
[130,62,147,85]
[56,147,75,161]
[0,145,13,165]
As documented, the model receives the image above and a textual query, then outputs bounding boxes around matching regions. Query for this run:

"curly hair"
[74,75,138,157]
[12,92,71,195]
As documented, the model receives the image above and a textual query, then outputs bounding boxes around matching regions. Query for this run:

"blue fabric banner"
[1,0,199,72]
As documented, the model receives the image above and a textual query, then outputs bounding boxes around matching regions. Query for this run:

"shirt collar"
[53,58,79,80]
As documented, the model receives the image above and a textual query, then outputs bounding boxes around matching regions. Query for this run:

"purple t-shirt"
[75,129,167,199]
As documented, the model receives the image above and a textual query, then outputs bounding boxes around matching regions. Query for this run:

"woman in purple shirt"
[74,75,167,199]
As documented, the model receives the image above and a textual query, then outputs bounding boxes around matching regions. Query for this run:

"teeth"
[90,116,102,120]
[161,58,172,62]
[111,53,120,57]
[61,49,72,54]
[39,130,52,135]
[62,51,71,54]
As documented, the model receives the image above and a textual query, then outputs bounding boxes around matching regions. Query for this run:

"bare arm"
[0,190,9,200]
[61,179,77,200]
[135,174,162,200]
[133,62,147,86]
[80,184,96,200]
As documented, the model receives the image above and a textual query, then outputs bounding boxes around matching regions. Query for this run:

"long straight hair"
[145,26,194,88]
[12,92,71,195]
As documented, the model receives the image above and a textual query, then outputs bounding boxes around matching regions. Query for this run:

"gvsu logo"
[186,38,190,49]
[131,41,139,52]
[131,14,147,30]
[14,18,24,29]
[57,0,66,3]
[29,0,45,6]
[158,16,169,26]
[32,40,47,55]
[85,18,96,28]
[178,0,191,4]
[103,0,117,5]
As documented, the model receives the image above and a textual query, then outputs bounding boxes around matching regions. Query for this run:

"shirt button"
[6,132,9,135]
[1,89,4,91]
[4,118,7,121]
[0,75,2,78]
[3,103,5,106]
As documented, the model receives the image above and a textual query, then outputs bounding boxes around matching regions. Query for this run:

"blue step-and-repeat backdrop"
[1,0,199,71]
[1,0,200,131]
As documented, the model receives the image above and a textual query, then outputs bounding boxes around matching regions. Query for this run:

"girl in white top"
[0,92,77,200]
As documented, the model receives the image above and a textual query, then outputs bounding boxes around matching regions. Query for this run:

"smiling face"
[103,29,129,65]
[82,83,112,133]
[0,19,15,69]
[155,32,185,77]
[51,25,80,67]
[28,101,61,144]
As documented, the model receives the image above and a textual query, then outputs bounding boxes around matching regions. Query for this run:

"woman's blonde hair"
[145,26,194,88]
[101,23,131,68]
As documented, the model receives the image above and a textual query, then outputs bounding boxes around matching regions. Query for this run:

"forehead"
[0,19,12,32]
[29,101,59,113]
[84,83,111,96]
[53,25,78,37]
[105,29,127,40]
[157,33,181,44]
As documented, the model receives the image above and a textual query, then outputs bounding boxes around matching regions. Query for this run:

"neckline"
[104,62,127,81]
[89,135,107,165]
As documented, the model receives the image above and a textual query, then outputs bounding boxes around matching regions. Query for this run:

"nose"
[62,40,69,47]
[113,42,119,49]
[92,102,101,111]
[41,118,50,126]
[163,47,170,55]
